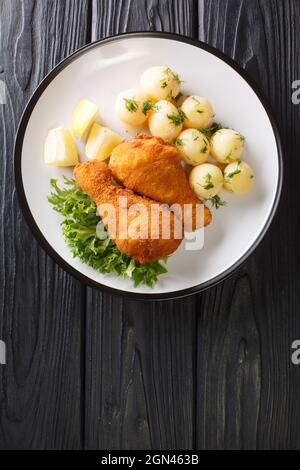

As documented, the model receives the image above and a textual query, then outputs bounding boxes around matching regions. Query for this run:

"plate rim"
[14,31,284,301]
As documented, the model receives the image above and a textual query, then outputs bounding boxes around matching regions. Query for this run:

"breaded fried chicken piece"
[74,161,183,265]
[109,135,212,231]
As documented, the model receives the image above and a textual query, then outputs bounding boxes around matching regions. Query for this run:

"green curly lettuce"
[48,177,168,288]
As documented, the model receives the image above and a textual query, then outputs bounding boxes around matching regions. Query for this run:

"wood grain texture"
[85,295,196,450]
[0,0,91,449]
[0,0,299,451]
[197,0,300,450]
[85,0,197,451]
[92,0,196,38]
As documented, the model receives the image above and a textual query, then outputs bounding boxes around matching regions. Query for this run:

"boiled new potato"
[211,128,245,163]
[148,100,184,142]
[71,99,99,139]
[176,129,210,166]
[181,96,213,129]
[223,160,254,195]
[189,163,224,199]
[140,66,181,102]
[115,89,151,126]
[44,127,78,167]
[86,123,123,161]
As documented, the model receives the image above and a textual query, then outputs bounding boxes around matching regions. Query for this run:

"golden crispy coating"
[109,135,212,230]
[74,161,183,265]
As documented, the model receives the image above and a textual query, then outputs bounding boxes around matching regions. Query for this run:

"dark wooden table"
[0,0,299,450]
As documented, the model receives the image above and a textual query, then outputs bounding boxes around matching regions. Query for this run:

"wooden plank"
[85,295,197,449]
[85,0,197,450]
[0,0,90,449]
[92,0,196,37]
[196,0,300,450]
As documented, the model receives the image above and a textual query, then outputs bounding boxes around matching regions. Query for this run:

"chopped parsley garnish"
[142,100,153,116]
[191,96,204,114]
[192,96,201,104]
[175,138,185,147]
[200,135,209,152]
[174,92,183,102]
[202,174,214,191]
[160,67,182,89]
[224,152,233,163]
[48,178,168,288]
[208,195,227,210]
[164,67,182,84]
[167,109,186,127]
[200,122,222,136]
[123,97,138,113]
[225,161,242,183]
[239,133,246,142]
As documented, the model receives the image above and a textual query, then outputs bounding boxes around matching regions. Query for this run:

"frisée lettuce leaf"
[48,177,168,288]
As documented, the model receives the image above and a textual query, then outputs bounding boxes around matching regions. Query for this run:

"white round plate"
[15,33,283,300]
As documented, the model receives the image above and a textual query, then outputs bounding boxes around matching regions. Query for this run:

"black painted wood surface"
[0,0,299,450]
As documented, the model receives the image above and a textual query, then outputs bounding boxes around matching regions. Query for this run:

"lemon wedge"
[86,123,123,161]
[44,127,79,167]
[71,100,99,139]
